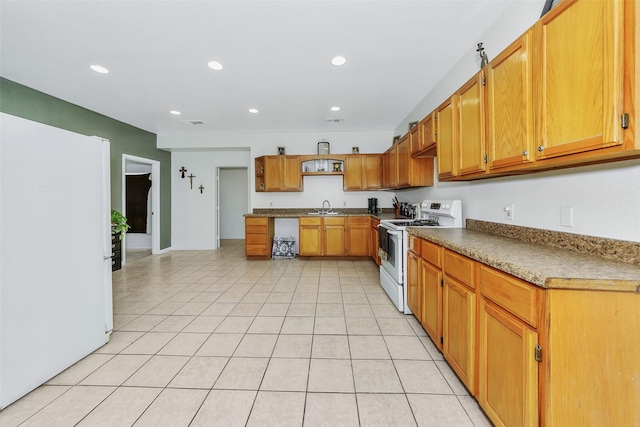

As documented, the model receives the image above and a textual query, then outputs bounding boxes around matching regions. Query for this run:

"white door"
[0,113,112,408]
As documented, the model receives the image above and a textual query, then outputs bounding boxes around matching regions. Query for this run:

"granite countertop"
[407,227,640,292]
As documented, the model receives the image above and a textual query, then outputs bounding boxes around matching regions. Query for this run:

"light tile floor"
[1,240,493,427]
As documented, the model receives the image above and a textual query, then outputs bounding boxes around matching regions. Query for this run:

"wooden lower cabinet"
[244,217,274,259]
[406,247,421,320]
[421,258,442,350]
[478,298,538,427]
[298,216,347,257]
[443,276,476,394]
[299,217,322,256]
[346,217,369,256]
[408,233,640,426]
[323,217,345,256]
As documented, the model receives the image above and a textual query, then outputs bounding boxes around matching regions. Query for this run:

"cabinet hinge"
[534,344,542,363]
[440,278,444,287]
[482,76,486,86]
[621,113,629,129]
[440,336,444,344]
[483,154,488,164]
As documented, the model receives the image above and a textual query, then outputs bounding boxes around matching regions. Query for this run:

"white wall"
[162,132,395,249]
[393,0,640,243]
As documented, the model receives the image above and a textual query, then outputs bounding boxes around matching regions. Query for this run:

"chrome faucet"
[321,200,331,213]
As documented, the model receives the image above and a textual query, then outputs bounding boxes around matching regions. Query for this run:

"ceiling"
[1,0,517,135]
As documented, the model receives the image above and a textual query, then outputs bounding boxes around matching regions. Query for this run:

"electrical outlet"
[503,204,514,220]
[343,201,347,207]
[270,202,273,207]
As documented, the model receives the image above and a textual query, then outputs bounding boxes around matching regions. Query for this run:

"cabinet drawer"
[347,216,370,227]
[408,235,421,254]
[300,217,322,226]
[323,217,345,226]
[421,240,442,267]
[479,265,539,327]
[246,234,267,245]
[246,245,269,256]
[245,217,268,226]
[246,225,267,234]
[444,250,475,289]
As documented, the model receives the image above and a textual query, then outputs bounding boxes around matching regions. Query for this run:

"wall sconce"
[179,166,187,178]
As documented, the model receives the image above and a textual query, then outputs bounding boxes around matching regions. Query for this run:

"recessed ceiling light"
[331,106,341,111]
[331,56,346,66]
[207,61,224,71]
[89,65,109,74]
[249,108,259,114]
[170,110,181,115]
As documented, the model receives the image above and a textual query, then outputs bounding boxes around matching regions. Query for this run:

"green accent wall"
[0,78,172,249]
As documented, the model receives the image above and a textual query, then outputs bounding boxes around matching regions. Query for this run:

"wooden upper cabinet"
[457,71,487,176]
[282,156,302,191]
[417,112,437,157]
[487,29,535,171]
[263,156,302,192]
[344,154,382,191]
[397,135,411,187]
[535,0,624,160]
[436,95,458,179]
[389,143,399,187]
[409,122,422,155]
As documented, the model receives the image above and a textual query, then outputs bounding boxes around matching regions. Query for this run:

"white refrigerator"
[0,113,113,409]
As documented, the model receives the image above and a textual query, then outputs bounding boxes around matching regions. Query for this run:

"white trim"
[122,154,161,261]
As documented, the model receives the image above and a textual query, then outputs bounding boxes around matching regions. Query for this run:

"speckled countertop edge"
[407,228,640,291]
[246,209,403,221]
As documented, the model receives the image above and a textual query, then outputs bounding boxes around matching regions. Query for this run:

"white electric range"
[378,200,462,313]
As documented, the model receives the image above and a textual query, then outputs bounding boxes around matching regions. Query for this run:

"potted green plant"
[111,210,130,240]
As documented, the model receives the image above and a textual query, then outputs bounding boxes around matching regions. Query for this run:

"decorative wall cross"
[187,173,196,189]
[198,184,204,194]
[179,166,187,178]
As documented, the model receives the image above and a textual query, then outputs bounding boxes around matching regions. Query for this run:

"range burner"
[412,219,440,227]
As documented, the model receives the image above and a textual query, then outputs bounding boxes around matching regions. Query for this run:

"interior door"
[0,113,111,408]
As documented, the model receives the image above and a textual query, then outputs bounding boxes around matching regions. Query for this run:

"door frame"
[121,154,161,262]
[216,166,250,248]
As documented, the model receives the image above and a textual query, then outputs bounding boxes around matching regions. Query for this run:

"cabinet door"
[343,155,363,190]
[487,30,535,170]
[389,144,399,188]
[421,259,442,350]
[282,156,302,191]
[410,123,422,155]
[535,0,624,160]
[419,112,437,155]
[436,96,457,179]
[263,156,283,191]
[407,249,422,320]
[397,136,410,187]
[346,217,369,256]
[458,72,487,176]
[299,218,322,256]
[323,218,345,256]
[362,154,382,190]
[479,298,538,427]
[443,277,476,393]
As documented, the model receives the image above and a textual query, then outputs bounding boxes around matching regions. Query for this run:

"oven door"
[379,224,403,284]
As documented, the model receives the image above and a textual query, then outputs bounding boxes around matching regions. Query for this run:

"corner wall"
[0,78,172,249]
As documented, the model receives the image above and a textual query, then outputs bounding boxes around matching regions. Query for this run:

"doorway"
[216,167,249,248]
[122,154,161,264]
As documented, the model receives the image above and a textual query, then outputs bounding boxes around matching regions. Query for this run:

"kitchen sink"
[307,211,339,215]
